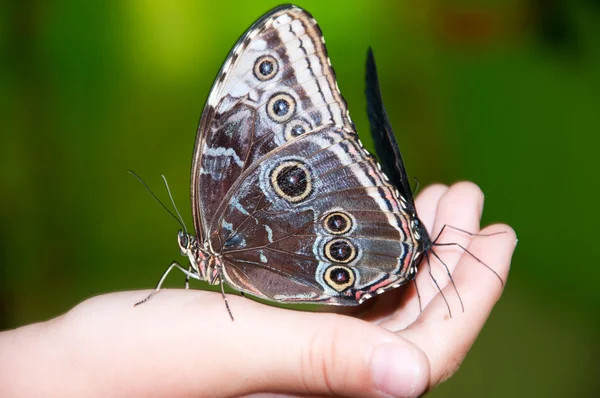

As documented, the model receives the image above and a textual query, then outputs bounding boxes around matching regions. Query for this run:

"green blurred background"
[1,0,598,396]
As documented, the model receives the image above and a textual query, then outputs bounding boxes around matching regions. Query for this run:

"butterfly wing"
[365,48,415,206]
[215,125,421,304]
[366,48,431,247]
[194,5,421,304]
[191,5,352,241]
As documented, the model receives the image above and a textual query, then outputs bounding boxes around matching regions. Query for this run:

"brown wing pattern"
[192,5,421,304]
[214,124,419,304]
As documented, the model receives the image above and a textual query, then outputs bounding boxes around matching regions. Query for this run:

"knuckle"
[299,317,352,396]
[423,183,449,197]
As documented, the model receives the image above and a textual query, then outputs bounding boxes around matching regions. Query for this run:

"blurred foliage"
[1,0,599,396]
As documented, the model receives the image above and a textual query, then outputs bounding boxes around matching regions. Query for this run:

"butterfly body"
[154,5,434,308]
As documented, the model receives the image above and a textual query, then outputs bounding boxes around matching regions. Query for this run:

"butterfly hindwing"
[214,125,420,304]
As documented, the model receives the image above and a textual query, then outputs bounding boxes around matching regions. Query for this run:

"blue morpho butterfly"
[133,5,503,320]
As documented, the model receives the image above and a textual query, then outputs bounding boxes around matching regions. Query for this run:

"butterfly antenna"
[161,175,188,234]
[127,170,186,232]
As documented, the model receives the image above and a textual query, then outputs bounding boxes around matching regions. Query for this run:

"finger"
[399,223,516,385]
[408,181,485,319]
[47,291,431,398]
[414,183,449,234]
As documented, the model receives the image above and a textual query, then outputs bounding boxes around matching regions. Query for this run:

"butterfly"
[136,4,501,319]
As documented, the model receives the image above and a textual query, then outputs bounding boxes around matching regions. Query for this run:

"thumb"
[208,296,431,397]
[52,291,430,398]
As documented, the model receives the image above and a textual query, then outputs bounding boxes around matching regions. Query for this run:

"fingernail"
[370,343,423,398]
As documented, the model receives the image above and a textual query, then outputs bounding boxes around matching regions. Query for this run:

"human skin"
[0,182,517,397]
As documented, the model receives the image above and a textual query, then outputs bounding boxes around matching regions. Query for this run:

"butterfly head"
[177,230,213,281]
[178,230,200,258]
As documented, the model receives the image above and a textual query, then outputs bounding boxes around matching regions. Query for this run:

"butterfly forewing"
[192,6,352,239]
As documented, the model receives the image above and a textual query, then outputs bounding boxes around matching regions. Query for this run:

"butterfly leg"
[432,242,504,285]
[208,264,234,321]
[185,264,192,289]
[412,279,423,314]
[432,224,504,285]
[218,273,234,322]
[429,249,464,312]
[432,224,505,244]
[425,253,452,318]
[135,261,200,306]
